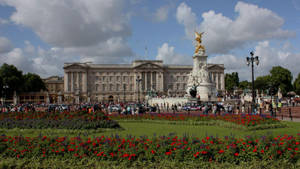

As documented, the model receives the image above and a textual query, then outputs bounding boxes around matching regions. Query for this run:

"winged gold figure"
[195,31,205,54]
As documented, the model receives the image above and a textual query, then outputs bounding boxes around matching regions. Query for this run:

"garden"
[0,111,299,168]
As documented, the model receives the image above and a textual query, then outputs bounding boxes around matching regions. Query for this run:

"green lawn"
[1,121,299,138]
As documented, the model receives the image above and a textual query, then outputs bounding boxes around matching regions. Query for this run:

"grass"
[0,158,299,169]
[0,121,299,138]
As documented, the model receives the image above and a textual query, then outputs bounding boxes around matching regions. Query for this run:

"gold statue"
[194,31,205,54]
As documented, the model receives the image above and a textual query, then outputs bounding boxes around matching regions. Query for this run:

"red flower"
[234,152,239,156]
[165,151,172,155]
[218,149,225,154]
[151,150,155,154]
[260,149,264,153]
[201,151,208,155]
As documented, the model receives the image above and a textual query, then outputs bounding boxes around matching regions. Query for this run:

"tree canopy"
[0,63,23,95]
[23,73,46,92]
[0,63,46,97]
[269,66,293,95]
[239,80,251,90]
[254,75,271,92]
[225,72,239,92]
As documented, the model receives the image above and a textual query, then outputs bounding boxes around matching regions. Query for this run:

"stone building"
[63,60,225,103]
[43,76,64,103]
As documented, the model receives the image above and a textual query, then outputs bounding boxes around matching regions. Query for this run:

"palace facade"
[63,60,225,103]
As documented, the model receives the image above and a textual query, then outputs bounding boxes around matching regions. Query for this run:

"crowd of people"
[0,95,299,117]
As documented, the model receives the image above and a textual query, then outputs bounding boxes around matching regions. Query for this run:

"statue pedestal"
[186,52,217,102]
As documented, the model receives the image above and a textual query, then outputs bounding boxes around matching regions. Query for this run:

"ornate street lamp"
[2,85,9,105]
[246,51,259,114]
[136,76,142,103]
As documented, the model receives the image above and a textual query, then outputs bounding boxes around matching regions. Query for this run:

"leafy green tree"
[0,63,23,96]
[239,80,251,90]
[225,72,239,92]
[23,73,46,92]
[269,66,293,95]
[254,75,271,91]
[294,73,300,95]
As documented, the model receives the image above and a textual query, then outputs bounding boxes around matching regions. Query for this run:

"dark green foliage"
[23,72,46,92]
[225,72,239,92]
[239,80,251,90]
[269,66,293,95]
[254,75,271,92]
[0,63,47,97]
[0,63,23,95]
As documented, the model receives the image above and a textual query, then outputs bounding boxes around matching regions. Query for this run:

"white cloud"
[176,2,197,39]
[176,1,295,54]
[0,41,70,77]
[156,43,190,64]
[2,0,131,48]
[0,37,13,53]
[208,41,300,81]
[0,0,135,76]
[153,5,170,22]
[0,18,9,24]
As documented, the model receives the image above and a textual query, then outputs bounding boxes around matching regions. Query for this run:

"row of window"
[95,84,134,92]
[20,96,44,100]
[92,72,132,76]
[95,76,134,82]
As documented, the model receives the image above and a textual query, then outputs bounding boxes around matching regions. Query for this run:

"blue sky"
[0,0,299,81]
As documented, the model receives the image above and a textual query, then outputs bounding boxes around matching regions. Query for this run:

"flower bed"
[0,111,120,129]
[0,134,299,164]
[110,114,280,127]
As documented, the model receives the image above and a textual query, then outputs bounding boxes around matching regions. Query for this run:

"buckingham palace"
[63,60,225,103]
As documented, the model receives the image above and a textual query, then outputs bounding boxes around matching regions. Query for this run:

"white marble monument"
[185,32,217,101]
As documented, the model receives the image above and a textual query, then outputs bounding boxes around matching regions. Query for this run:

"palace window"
[116,84,120,91]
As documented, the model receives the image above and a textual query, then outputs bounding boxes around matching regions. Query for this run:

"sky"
[0,0,300,81]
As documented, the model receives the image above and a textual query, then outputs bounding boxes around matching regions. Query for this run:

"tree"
[239,80,251,90]
[294,73,300,95]
[254,75,271,92]
[0,63,23,96]
[269,66,293,95]
[23,73,46,92]
[225,72,239,92]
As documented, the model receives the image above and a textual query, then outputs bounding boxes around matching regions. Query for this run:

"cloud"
[176,2,197,39]
[2,0,131,48]
[0,37,13,53]
[0,0,135,76]
[153,5,170,22]
[62,37,134,63]
[208,41,300,81]
[156,43,190,64]
[0,41,71,77]
[0,18,9,24]
[176,2,295,54]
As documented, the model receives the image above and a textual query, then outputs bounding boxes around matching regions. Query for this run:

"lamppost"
[136,76,142,103]
[246,51,259,114]
[2,85,9,105]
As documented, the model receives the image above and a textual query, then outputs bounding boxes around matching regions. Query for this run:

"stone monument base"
[196,82,217,102]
